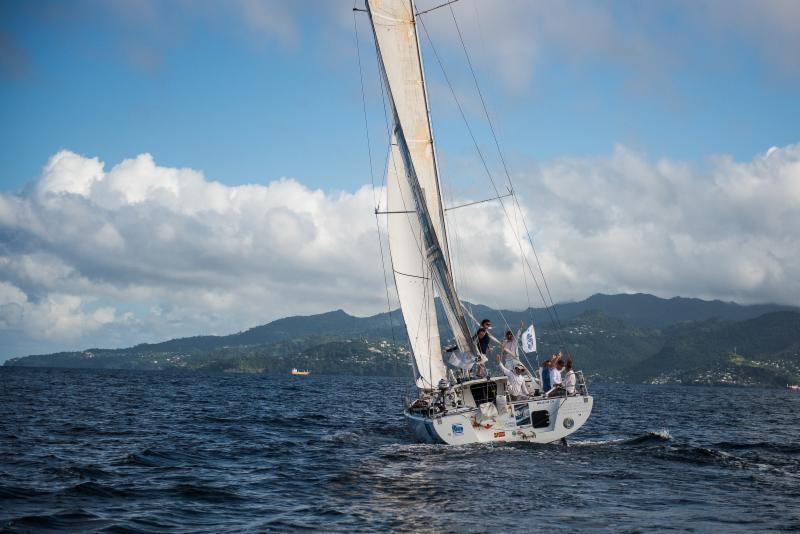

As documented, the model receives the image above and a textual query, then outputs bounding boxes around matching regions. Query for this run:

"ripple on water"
[2,368,799,532]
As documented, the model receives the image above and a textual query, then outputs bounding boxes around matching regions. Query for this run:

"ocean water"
[1,367,798,533]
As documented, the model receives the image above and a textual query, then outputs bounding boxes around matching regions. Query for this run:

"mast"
[367,0,477,377]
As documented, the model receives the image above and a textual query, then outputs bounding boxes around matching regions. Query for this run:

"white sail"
[368,0,449,256]
[369,0,452,391]
[387,138,446,389]
[369,0,480,389]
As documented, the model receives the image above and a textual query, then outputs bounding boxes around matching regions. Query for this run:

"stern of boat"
[405,392,593,445]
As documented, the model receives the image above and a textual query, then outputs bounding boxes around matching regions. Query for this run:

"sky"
[0,0,798,361]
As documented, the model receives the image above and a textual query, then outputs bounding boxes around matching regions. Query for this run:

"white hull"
[405,393,593,445]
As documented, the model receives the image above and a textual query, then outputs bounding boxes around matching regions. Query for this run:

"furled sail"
[368,0,477,391]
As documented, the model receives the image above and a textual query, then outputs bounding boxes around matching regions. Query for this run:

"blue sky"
[2,2,365,190]
[2,1,798,193]
[0,0,798,360]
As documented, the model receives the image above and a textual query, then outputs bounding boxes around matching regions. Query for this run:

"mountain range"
[5,293,799,387]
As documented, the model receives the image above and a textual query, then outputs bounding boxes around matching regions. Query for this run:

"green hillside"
[627,311,800,386]
[5,295,799,387]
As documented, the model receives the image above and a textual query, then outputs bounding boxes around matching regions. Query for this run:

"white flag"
[522,324,537,353]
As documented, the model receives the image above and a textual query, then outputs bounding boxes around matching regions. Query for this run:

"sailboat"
[363,0,593,444]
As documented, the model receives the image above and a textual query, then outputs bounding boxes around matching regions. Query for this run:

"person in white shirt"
[546,354,565,397]
[551,358,564,386]
[564,359,576,395]
[495,355,530,399]
[500,320,524,366]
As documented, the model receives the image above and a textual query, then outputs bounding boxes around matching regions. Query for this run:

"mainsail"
[367,0,476,390]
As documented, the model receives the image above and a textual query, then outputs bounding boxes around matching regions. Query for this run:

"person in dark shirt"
[473,326,490,378]
[474,319,492,356]
[541,359,551,392]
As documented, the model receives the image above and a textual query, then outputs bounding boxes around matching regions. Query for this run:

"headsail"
[367,0,477,391]
[386,137,445,389]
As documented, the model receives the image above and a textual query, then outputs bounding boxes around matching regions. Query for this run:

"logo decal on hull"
[452,423,464,435]
[494,431,506,438]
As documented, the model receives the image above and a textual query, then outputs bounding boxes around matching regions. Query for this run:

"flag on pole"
[522,324,537,353]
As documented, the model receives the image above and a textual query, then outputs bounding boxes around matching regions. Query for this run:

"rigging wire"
[415,0,460,17]
[447,3,567,337]
[465,1,544,371]
[353,4,398,351]
[444,192,512,211]
[417,9,571,353]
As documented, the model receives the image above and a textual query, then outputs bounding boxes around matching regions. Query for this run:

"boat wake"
[572,429,672,447]
[570,429,799,481]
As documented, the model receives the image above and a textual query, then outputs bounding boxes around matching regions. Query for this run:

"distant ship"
[291,368,311,376]
[788,384,799,391]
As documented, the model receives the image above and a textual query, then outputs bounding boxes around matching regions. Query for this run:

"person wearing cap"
[496,354,530,399]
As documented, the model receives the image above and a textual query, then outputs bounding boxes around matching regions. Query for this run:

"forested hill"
[625,311,800,386]
[5,294,799,387]
[16,292,790,356]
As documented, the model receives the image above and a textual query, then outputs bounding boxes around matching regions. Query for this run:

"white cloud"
[0,150,388,359]
[410,0,800,98]
[696,0,800,78]
[0,145,799,360]
[236,0,299,49]
[505,143,800,306]
[35,150,104,199]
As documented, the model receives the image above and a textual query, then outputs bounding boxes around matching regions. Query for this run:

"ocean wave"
[44,464,112,479]
[624,429,673,445]
[321,429,363,444]
[170,483,244,501]
[4,370,800,533]
[713,441,800,455]
[1,510,103,532]
[118,447,205,469]
[572,429,673,448]
[0,485,48,499]
[59,481,130,498]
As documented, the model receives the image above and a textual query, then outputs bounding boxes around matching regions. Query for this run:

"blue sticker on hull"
[452,423,464,435]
